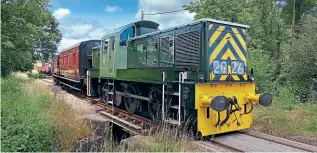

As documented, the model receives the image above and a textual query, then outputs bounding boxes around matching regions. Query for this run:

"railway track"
[41,78,317,152]
[42,77,153,135]
[195,131,317,152]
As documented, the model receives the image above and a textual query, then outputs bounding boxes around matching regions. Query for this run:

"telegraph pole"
[140,10,144,20]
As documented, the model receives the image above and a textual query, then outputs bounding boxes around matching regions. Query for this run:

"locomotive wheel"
[115,95,122,107]
[124,85,140,114]
[101,83,109,105]
[148,87,163,121]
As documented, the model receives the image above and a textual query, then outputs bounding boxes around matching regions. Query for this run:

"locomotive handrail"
[162,72,166,121]
[178,72,185,125]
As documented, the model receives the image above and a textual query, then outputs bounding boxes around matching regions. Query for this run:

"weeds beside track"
[1,76,91,152]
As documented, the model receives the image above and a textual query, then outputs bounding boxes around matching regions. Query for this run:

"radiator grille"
[175,30,200,69]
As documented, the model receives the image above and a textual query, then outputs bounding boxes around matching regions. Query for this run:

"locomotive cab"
[135,20,159,36]
[119,20,159,46]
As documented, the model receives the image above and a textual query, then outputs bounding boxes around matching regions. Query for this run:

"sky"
[49,0,196,51]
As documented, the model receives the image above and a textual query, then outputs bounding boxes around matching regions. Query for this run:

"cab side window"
[109,37,115,51]
[103,40,109,52]
[120,26,135,46]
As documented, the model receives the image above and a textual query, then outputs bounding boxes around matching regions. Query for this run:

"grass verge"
[252,87,317,145]
[101,125,200,152]
[1,75,91,151]
[122,127,198,152]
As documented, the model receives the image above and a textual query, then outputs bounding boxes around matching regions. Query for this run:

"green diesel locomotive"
[58,19,272,136]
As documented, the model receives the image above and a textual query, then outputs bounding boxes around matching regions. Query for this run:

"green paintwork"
[92,49,100,68]
[90,19,250,84]
[98,36,128,78]
[89,70,99,77]
[127,36,174,69]
[89,47,101,78]
[117,69,175,83]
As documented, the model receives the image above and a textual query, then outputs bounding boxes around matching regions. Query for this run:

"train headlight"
[259,93,272,106]
[210,96,229,112]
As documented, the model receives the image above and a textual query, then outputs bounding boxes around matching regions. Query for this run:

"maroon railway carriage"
[52,40,100,90]
[37,63,51,75]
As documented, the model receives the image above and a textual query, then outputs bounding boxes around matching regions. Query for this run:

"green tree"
[185,0,317,101]
[185,0,288,92]
[280,0,317,25]
[1,0,61,77]
[281,15,317,102]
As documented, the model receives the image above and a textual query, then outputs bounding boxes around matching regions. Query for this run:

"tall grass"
[27,72,46,79]
[125,127,197,152]
[1,76,53,151]
[253,86,317,139]
[47,95,91,151]
[1,76,91,151]
[101,125,198,152]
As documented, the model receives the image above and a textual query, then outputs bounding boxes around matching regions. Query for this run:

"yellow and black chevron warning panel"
[208,22,248,81]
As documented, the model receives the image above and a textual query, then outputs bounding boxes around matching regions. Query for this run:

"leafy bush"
[1,76,91,151]
[1,76,53,151]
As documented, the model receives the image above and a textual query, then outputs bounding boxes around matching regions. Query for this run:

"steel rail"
[210,139,244,152]
[239,130,317,152]
[88,98,152,126]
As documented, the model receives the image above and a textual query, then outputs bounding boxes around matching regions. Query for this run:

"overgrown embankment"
[253,88,317,146]
[104,127,199,152]
[1,76,198,152]
[1,76,91,152]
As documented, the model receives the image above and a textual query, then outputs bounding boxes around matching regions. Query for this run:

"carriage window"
[120,26,135,46]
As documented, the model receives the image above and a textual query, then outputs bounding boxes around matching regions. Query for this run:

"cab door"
[108,36,115,75]
[100,39,109,77]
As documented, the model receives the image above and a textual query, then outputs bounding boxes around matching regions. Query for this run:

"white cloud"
[58,38,85,51]
[57,24,97,51]
[53,8,71,20]
[136,0,195,28]
[65,24,94,39]
[105,5,122,13]
[89,28,108,38]
[57,20,117,51]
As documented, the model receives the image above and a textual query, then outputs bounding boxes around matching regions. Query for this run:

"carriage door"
[108,36,115,75]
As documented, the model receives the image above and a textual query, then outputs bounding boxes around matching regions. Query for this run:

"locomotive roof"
[199,18,249,28]
[129,18,249,40]
[102,20,159,39]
